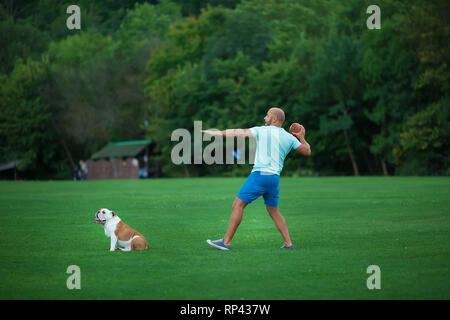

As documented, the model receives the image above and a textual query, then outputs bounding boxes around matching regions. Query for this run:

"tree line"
[0,0,448,179]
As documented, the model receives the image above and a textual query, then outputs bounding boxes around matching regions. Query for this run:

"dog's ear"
[112,211,116,216]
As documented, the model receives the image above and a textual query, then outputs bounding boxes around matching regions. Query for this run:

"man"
[202,107,311,250]
[79,160,88,181]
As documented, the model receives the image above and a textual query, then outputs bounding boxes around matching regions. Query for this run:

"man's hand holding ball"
[289,122,305,141]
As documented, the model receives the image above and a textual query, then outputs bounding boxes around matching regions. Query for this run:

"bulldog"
[94,208,148,251]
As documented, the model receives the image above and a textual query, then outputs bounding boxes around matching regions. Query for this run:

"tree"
[44,32,114,164]
[0,57,66,178]
[144,6,232,176]
[172,0,241,16]
[0,12,49,74]
[303,31,367,176]
[393,98,450,175]
[202,10,273,73]
[361,3,418,175]
[113,0,182,58]
[361,0,449,175]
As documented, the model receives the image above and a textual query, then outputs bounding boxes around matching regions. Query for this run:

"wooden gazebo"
[87,140,151,179]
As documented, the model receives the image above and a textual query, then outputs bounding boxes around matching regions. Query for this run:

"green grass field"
[0,177,449,300]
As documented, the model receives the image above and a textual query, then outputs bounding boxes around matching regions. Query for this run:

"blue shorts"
[237,171,280,207]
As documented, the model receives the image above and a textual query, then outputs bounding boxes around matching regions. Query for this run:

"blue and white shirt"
[249,126,301,175]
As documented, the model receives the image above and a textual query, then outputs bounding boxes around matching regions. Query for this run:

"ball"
[289,122,302,134]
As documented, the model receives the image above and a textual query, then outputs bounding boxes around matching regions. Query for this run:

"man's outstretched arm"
[202,129,253,138]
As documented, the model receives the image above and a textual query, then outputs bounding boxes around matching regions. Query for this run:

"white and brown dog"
[94,208,148,251]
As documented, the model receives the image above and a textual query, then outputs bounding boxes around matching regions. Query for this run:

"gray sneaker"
[281,244,294,249]
[207,238,230,251]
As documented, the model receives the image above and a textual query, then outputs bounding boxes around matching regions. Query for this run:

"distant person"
[139,168,148,178]
[202,107,311,250]
[72,165,80,181]
[79,160,88,181]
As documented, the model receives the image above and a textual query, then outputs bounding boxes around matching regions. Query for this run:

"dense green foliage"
[0,0,448,178]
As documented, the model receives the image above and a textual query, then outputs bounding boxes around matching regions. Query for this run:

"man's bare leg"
[223,197,248,245]
[266,205,292,247]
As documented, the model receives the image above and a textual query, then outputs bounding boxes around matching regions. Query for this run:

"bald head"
[264,107,285,127]
[269,107,285,123]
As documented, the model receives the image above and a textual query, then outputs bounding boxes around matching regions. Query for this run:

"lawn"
[0,177,448,299]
